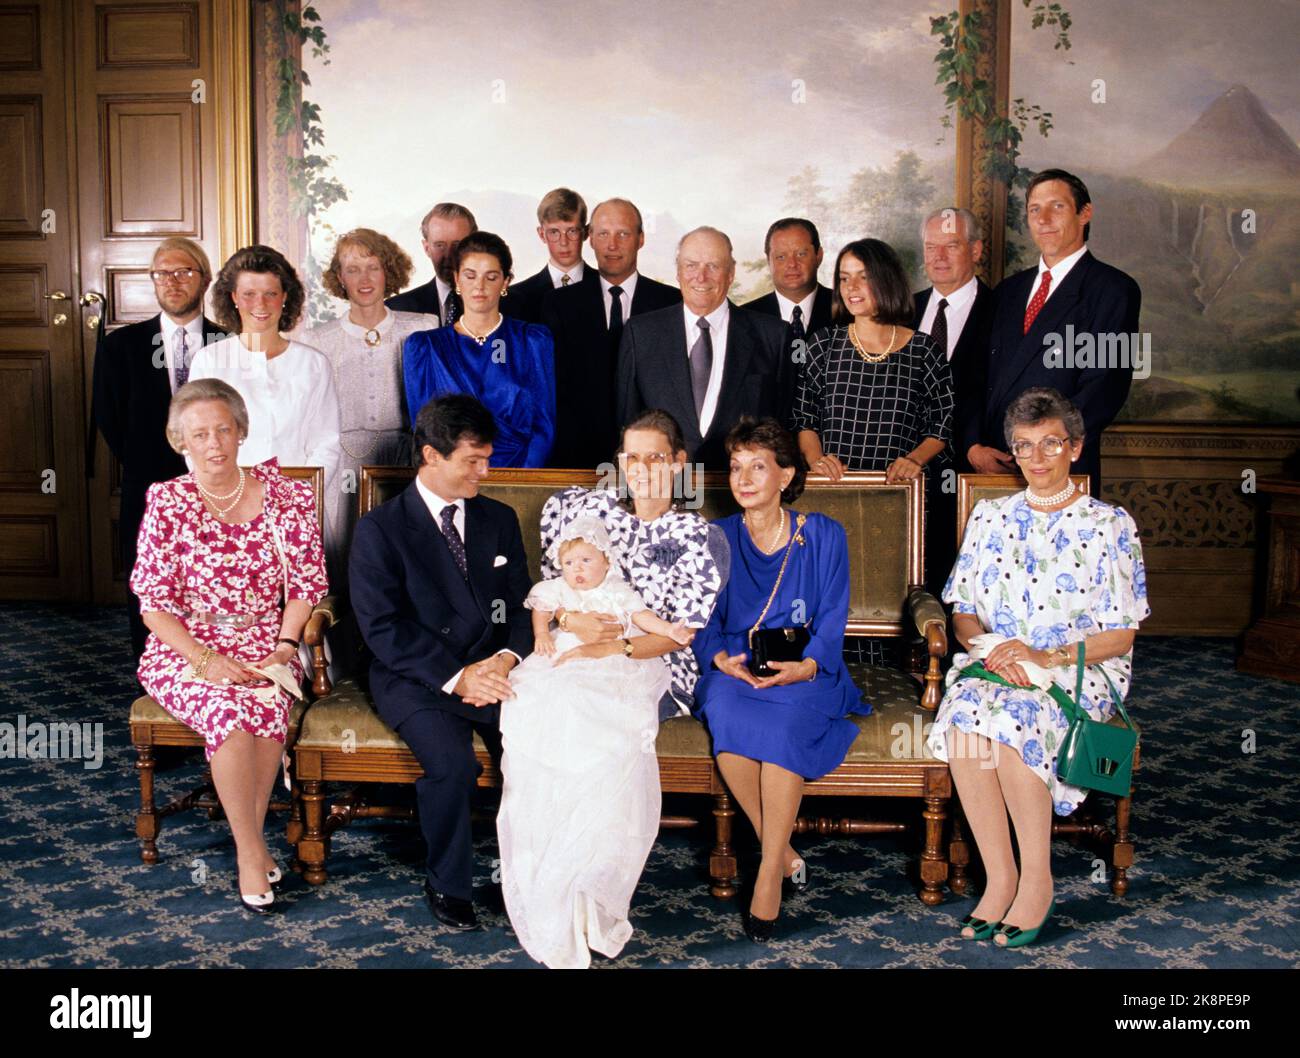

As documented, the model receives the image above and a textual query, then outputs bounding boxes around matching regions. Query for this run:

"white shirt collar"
[159,313,203,343]
[930,275,978,311]
[774,289,816,325]
[339,308,392,339]
[601,271,638,299]
[685,299,730,333]
[434,275,452,306]
[1035,244,1088,287]
[415,474,463,521]
[548,261,585,287]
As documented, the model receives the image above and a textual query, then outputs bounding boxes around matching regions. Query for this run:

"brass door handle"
[80,292,104,306]
[43,290,70,301]
[80,290,106,330]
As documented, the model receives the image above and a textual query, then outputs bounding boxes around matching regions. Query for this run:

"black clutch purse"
[746,513,810,678]
[748,626,812,677]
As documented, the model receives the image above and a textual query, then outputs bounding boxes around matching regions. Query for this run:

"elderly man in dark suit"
[542,197,680,468]
[965,169,1141,496]
[385,202,477,323]
[617,226,791,470]
[91,236,224,665]
[503,187,593,325]
[914,207,996,597]
[744,217,833,344]
[349,394,532,932]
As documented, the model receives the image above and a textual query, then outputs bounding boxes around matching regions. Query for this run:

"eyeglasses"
[543,227,583,243]
[150,268,200,284]
[617,451,671,468]
[1010,436,1070,459]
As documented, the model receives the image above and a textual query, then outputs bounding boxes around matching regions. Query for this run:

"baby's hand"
[667,621,693,646]
[535,633,556,657]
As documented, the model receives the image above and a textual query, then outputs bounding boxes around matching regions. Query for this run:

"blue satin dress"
[402,316,556,467]
[692,510,871,780]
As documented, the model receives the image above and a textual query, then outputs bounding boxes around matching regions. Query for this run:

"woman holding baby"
[928,388,1149,949]
[497,408,725,969]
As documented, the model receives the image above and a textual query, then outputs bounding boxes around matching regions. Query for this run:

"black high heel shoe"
[743,909,777,943]
[235,876,277,915]
[266,866,284,892]
[782,857,809,897]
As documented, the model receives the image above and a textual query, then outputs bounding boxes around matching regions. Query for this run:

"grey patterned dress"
[539,487,726,719]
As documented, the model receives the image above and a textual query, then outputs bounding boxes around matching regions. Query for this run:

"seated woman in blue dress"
[692,417,869,943]
[402,231,555,466]
[928,387,1149,949]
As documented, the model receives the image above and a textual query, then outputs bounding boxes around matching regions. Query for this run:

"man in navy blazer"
[385,202,477,322]
[743,217,834,343]
[617,226,791,470]
[502,187,593,325]
[542,198,681,468]
[965,169,1141,496]
[349,394,532,932]
[91,237,224,666]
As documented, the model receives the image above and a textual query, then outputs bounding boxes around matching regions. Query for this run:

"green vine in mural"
[931,1,1072,239]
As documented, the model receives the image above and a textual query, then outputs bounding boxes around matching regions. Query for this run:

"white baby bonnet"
[546,516,616,566]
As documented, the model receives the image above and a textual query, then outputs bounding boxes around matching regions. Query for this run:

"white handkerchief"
[493,554,508,567]
[243,661,306,703]
[967,634,1055,690]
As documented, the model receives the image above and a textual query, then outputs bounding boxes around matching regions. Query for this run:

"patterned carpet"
[1,602,1298,969]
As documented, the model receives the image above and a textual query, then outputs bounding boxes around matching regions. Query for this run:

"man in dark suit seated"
[384,202,477,324]
[965,168,1141,496]
[542,197,681,468]
[743,217,833,346]
[349,394,532,932]
[617,226,791,470]
[914,206,995,597]
[502,187,592,325]
[91,237,224,666]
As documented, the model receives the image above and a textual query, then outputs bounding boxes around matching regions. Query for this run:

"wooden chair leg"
[135,742,160,864]
[920,796,948,906]
[1111,792,1133,897]
[299,779,329,885]
[709,791,738,899]
[948,803,971,897]
[285,775,304,854]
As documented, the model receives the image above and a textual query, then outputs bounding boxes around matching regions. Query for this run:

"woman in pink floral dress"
[131,378,328,914]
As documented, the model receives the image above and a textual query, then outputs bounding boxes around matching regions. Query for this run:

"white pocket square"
[493,555,508,567]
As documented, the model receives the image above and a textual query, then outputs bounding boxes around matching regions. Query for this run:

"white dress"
[498,572,672,969]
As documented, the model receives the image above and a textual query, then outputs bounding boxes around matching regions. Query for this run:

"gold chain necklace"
[848,322,897,363]
[745,507,786,554]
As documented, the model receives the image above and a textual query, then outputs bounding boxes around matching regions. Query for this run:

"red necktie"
[1023,270,1052,334]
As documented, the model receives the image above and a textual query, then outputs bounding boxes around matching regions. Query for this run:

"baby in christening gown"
[497,517,691,969]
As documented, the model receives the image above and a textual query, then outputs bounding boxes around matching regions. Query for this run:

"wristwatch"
[621,638,634,657]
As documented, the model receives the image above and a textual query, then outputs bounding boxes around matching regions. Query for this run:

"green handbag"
[958,643,1137,797]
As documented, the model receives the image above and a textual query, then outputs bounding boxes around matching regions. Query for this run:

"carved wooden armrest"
[303,595,338,698]
[906,587,948,712]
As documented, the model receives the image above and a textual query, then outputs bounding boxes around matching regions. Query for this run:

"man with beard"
[92,237,225,666]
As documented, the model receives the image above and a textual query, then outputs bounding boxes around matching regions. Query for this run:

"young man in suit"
[349,394,532,932]
[617,227,791,470]
[385,202,477,323]
[91,237,224,665]
[744,217,833,342]
[914,207,996,598]
[542,197,680,468]
[965,169,1141,496]
[502,187,592,324]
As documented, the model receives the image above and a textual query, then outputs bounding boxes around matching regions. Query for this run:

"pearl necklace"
[848,322,897,364]
[195,466,246,519]
[745,506,786,554]
[459,313,503,346]
[1026,479,1076,508]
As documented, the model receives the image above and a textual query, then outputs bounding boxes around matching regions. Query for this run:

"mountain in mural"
[1137,84,1300,192]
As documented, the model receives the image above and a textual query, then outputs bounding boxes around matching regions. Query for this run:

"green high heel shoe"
[994,898,1055,949]
[957,913,999,940]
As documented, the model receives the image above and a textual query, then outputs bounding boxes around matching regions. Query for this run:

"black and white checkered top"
[792,326,955,471]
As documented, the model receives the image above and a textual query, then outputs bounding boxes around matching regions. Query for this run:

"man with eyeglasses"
[542,197,680,469]
[91,237,224,667]
[617,226,791,470]
[502,188,594,325]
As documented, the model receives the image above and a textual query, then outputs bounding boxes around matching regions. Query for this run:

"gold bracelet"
[191,646,213,679]
[557,610,569,632]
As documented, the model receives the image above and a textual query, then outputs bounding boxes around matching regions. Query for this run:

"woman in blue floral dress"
[928,388,1149,948]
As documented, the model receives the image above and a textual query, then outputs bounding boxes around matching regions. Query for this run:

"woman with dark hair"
[929,388,1148,948]
[402,231,556,467]
[793,237,953,483]
[692,417,869,942]
[189,244,341,497]
[537,408,726,722]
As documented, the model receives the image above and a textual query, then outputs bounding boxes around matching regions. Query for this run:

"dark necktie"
[930,297,949,358]
[443,289,462,327]
[790,304,805,344]
[608,285,624,349]
[439,504,468,580]
[689,317,713,422]
[561,274,570,286]
[1023,271,1051,334]
[173,328,191,391]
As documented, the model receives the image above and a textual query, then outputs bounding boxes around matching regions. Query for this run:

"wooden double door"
[0,0,244,602]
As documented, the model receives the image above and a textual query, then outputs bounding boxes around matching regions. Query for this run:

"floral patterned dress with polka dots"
[130,460,329,761]
[927,492,1149,815]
